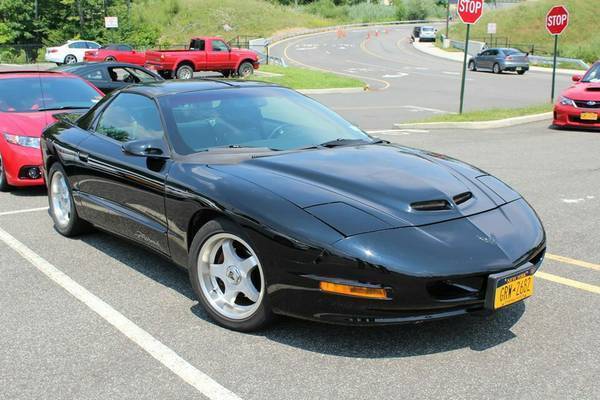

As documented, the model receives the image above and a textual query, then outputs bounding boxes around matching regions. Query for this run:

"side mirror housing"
[572,74,583,82]
[122,139,169,159]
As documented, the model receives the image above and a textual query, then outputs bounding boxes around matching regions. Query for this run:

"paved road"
[269,24,572,129]
[1,121,598,399]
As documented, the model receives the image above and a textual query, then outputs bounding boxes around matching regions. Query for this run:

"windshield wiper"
[316,138,375,148]
[37,105,89,111]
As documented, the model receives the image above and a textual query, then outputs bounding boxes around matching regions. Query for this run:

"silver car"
[468,48,530,75]
[415,26,436,42]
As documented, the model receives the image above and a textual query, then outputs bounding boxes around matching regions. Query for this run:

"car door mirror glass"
[122,139,169,158]
[572,74,582,82]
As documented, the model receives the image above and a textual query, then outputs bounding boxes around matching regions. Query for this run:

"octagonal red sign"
[546,5,569,35]
[457,0,484,25]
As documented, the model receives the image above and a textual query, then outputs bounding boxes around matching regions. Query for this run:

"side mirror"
[572,74,583,82]
[122,139,169,159]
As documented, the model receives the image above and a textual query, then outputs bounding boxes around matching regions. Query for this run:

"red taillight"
[506,56,514,61]
[49,49,58,53]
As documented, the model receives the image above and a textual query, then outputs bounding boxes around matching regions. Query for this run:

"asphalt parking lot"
[1,120,598,399]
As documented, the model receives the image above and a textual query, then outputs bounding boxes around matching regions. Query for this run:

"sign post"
[546,5,569,102]
[457,0,484,114]
[487,22,496,46]
[104,16,118,29]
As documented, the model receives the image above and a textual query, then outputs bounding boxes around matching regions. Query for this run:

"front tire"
[493,63,502,74]
[188,218,273,331]
[105,56,116,62]
[468,60,477,71]
[48,163,89,236]
[0,153,12,192]
[64,54,77,64]
[176,64,194,80]
[237,61,254,78]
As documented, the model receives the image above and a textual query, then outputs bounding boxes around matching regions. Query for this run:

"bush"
[396,2,407,21]
[404,0,428,20]
[346,3,397,23]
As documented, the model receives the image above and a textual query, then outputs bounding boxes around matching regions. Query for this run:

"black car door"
[75,92,172,255]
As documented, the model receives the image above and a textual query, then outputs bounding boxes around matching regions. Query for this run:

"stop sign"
[457,0,484,25]
[546,5,569,35]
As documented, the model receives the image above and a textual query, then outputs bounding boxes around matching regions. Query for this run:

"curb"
[297,87,366,95]
[394,112,553,130]
[411,43,584,76]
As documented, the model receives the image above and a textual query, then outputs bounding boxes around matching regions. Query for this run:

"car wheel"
[64,54,77,64]
[189,218,273,331]
[48,163,89,237]
[105,56,116,62]
[222,69,232,78]
[468,60,477,71]
[176,64,194,80]
[0,153,12,192]
[237,62,254,78]
[493,63,502,74]
[517,70,526,75]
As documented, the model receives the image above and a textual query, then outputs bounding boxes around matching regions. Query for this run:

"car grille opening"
[427,276,485,301]
[411,199,451,211]
[453,191,473,205]
[574,100,600,108]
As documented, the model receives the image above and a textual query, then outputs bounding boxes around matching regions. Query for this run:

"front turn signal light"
[320,281,389,300]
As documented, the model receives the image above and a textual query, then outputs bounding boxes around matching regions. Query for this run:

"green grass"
[131,0,336,45]
[448,0,599,63]
[413,104,553,123]
[248,64,364,90]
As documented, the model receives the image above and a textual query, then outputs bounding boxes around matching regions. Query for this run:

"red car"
[84,44,146,66]
[145,36,259,79]
[0,71,103,191]
[554,62,600,129]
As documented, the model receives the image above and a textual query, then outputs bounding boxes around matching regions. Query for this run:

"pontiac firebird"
[41,80,545,331]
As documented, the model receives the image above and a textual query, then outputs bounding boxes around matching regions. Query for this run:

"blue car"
[469,48,530,75]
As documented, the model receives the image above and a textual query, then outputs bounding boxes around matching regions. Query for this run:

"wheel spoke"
[209,263,227,281]
[238,256,257,275]
[221,239,242,265]
[239,280,260,303]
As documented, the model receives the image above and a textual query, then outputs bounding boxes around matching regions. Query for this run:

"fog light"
[319,281,389,300]
[28,167,41,179]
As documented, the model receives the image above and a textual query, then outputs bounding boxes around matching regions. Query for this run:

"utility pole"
[445,0,450,38]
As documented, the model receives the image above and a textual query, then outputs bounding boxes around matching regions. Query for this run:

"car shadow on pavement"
[80,230,524,358]
[257,304,524,358]
[7,186,47,197]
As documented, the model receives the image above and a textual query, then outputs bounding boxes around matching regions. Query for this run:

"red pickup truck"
[145,37,259,79]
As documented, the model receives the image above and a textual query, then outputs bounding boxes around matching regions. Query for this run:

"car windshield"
[582,64,600,83]
[0,76,102,112]
[160,86,372,154]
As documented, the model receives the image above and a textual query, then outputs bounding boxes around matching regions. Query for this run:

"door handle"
[78,152,89,162]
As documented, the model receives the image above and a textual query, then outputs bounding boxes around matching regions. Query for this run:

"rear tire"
[175,64,194,80]
[237,61,254,78]
[64,54,77,64]
[104,56,116,62]
[493,63,502,74]
[188,217,273,331]
[48,163,90,237]
[517,70,526,75]
[0,153,12,192]
[468,60,477,71]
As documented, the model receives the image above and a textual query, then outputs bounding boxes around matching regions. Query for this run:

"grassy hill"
[448,0,598,63]
[130,0,335,45]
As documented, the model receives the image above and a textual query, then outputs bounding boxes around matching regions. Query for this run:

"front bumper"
[1,143,44,187]
[267,199,545,325]
[44,54,63,63]
[554,103,600,129]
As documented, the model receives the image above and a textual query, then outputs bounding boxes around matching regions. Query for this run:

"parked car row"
[44,36,260,80]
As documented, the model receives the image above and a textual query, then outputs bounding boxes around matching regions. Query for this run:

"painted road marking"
[0,206,48,217]
[333,105,452,113]
[536,271,600,295]
[366,128,429,134]
[443,71,460,75]
[0,226,243,400]
[382,73,408,78]
[546,253,600,272]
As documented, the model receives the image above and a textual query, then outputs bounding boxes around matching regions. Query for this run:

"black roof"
[52,61,146,72]
[122,79,280,98]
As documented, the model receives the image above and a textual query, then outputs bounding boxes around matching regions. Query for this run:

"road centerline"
[0,226,243,400]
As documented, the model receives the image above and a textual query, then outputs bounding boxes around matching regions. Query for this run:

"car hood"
[211,144,516,232]
[561,83,600,101]
[0,111,58,137]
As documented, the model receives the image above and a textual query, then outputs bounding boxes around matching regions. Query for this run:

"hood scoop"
[453,191,473,205]
[411,199,451,211]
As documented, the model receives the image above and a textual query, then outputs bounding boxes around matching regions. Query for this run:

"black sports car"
[52,62,163,94]
[41,80,545,331]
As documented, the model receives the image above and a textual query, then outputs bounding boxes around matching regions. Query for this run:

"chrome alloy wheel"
[50,170,72,228]
[197,233,265,320]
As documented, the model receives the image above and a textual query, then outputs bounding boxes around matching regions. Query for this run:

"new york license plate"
[485,264,536,310]
[580,112,598,121]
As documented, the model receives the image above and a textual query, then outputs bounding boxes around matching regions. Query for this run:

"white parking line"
[0,226,242,400]
[0,206,48,217]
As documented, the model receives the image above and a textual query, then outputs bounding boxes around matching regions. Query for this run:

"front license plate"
[485,264,536,310]
[516,67,523,71]
[580,112,598,121]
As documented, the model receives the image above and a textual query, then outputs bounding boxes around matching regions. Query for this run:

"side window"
[490,50,499,56]
[128,68,159,83]
[95,93,164,142]
[190,40,205,51]
[118,45,132,51]
[86,42,101,49]
[84,69,105,81]
[68,42,86,49]
[108,67,137,83]
[211,40,229,52]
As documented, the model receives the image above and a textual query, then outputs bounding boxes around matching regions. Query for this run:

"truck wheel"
[176,64,194,80]
[237,62,254,78]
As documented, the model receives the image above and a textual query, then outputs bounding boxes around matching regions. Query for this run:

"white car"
[45,40,101,65]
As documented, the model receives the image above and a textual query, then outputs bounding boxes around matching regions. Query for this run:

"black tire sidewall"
[494,63,501,74]
[48,163,87,236]
[188,217,272,331]
[469,61,476,71]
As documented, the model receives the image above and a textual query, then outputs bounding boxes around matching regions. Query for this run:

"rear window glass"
[421,27,434,32]
[504,49,522,55]
[0,77,102,112]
